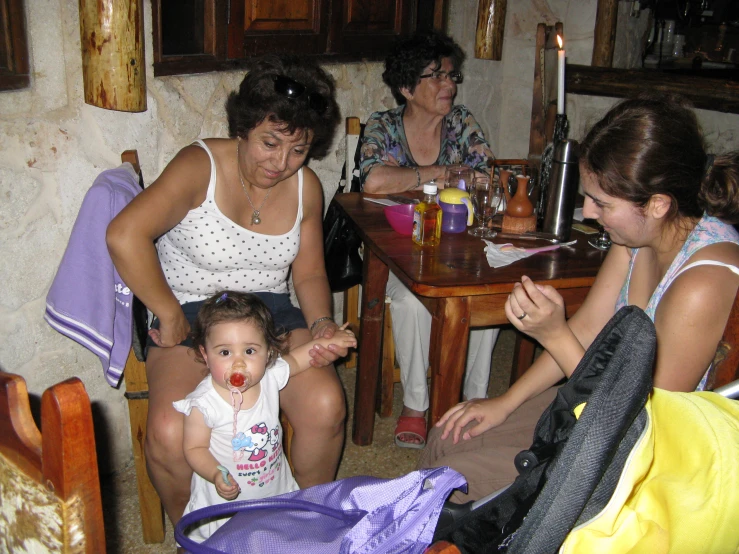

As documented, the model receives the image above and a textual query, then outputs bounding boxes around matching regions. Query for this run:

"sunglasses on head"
[272,75,328,114]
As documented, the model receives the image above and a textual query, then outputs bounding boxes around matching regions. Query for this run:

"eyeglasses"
[272,75,328,114]
[418,70,463,84]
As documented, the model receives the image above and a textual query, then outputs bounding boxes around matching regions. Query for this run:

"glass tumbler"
[469,176,503,239]
[445,164,474,192]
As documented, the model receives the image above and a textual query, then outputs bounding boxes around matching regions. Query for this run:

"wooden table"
[336,193,608,446]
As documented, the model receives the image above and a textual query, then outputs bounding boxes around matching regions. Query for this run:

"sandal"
[394,415,427,449]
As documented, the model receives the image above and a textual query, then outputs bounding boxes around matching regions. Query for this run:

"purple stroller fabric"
[175,467,466,554]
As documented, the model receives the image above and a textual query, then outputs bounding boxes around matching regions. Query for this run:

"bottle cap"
[423,183,438,195]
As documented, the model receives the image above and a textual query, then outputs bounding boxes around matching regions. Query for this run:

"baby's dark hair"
[190,291,288,368]
[580,93,739,224]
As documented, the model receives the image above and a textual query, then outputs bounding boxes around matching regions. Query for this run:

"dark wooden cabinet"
[0,0,30,90]
[154,0,438,76]
[228,0,331,58]
[329,0,413,59]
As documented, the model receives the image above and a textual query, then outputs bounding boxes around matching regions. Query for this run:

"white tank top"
[157,139,303,304]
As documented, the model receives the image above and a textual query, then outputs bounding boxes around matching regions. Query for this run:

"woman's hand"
[311,318,339,340]
[148,310,190,348]
[436,396,516,444]
[505,275,568,346]
[315,323,357,352]
[308,320,350,367]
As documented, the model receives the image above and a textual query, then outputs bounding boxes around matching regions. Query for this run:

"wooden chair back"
[707,288,739,390]
[0,373,105,553]
[343,116,363,370]
[119,150,167,544]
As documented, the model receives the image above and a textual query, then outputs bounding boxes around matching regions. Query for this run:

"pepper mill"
[541,139,580,241]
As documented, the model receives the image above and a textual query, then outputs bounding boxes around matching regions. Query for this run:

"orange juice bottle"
[412,183,442,247]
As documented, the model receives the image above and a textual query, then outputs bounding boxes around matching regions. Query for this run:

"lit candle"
[557,34,565,114]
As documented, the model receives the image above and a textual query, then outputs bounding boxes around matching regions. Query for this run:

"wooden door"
[330,0,413,59]
[229,0,331,58]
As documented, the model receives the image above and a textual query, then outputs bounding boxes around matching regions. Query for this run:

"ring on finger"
[517,312,527,320]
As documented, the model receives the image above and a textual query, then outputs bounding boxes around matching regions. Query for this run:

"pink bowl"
[384,204,415,235]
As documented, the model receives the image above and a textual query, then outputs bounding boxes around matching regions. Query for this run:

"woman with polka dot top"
[107,54,343,526]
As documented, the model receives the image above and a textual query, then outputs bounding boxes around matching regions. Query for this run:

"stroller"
[434,305,739,553]
[176,306,739,553]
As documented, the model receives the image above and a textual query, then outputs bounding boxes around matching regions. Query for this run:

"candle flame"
[557,35,563,49]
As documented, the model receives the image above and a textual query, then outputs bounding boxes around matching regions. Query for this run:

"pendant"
[251,211,261,225]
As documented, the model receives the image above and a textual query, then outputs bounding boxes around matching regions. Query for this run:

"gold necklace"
[236,139,272,225]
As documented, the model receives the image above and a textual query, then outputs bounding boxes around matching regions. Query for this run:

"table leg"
[510,332,538,386]
[352,248,389,446]
[428,296,470,426]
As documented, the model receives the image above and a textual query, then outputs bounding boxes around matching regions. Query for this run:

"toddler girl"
[173,291,356,543]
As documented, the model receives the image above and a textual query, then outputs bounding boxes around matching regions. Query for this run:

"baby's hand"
[214,466,240,500]
[331,323,357,349]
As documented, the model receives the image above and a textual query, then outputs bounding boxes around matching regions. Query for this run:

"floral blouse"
[359,104,494,186]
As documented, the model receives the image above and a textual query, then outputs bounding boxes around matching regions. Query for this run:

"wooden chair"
[119,151,167,544]
[0,372,106,553]
[707,288,739,390]
[122,349,165,544]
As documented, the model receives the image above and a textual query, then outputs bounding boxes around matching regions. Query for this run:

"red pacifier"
[224,361,251,392]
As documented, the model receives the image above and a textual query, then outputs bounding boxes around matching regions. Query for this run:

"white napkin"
[483,240,533,268]
[483,240,577,268]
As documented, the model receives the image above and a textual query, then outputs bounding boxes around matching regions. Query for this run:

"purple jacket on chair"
[45,164,141,387]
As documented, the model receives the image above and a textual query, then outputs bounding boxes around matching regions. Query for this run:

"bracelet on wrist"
[310,316,334,332]
[412,166,421,190]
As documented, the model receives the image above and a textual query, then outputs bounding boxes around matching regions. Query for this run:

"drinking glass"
[469,177,503,238]
[445,164,474,191]
[589,226,612,250]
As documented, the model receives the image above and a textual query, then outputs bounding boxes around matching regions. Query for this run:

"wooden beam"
[475,0,507,61]
[79,0,147,112]
[592,0,619,67]
[567,64,739,114]
[433,0,448,30]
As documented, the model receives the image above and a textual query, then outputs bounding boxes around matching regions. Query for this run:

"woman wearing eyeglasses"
[360,30,499,449]
[107,54,344,525]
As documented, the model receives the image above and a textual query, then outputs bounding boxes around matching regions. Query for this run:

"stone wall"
[1,0,737,474]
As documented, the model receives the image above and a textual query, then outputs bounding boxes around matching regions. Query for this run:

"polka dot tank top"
[157,139,303,304]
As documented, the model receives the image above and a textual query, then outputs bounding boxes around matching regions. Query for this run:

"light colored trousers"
[386,270,499,412]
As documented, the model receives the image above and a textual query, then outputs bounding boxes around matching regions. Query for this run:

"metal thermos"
[541,139,580,241]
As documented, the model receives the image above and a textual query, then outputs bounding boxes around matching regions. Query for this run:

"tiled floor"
[102,328,517,553]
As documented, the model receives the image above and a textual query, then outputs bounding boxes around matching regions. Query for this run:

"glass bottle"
[412,183,442,247]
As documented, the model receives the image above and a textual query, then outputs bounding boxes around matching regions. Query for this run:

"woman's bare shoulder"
[301,165,321,188]
[688,240,739,267]
[151,144,212,198]
[300,165,325,214]
[659,244,739,326]
[197,138,235,157]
